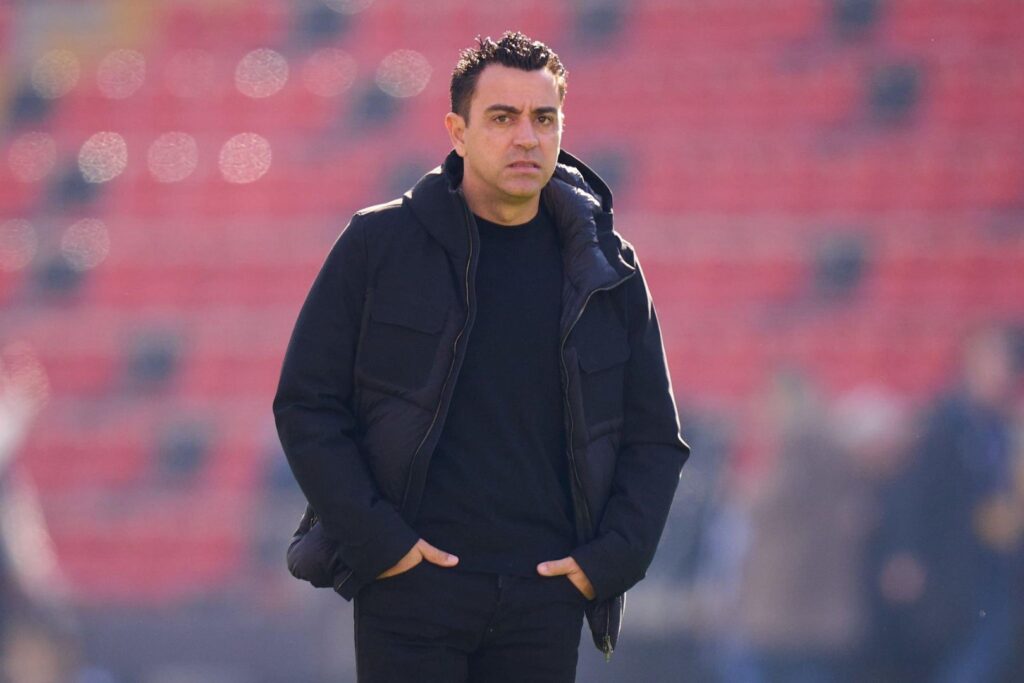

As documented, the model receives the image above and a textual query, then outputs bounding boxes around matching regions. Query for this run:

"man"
[868,325,1021,681]
[274,31,690,682]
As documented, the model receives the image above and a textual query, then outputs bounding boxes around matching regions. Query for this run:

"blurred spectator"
[1002,395,1024,679]
[868,324,1023,682]
[730,368,873,682]
[0,344,61,617]
[0,345,88,683]
[831,384,913,485]
[831,384,915,681]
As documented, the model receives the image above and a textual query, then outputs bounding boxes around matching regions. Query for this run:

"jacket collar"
[404,150,635,294]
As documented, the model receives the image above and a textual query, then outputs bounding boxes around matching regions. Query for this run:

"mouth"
[507,161,541,170]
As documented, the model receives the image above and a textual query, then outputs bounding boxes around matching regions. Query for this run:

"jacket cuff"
[571,533,634,603]
[335,513,420,584]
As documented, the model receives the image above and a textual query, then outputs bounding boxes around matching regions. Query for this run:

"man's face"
[446,64,563,217]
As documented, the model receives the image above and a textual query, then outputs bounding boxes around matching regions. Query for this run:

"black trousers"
[353,561,588,682]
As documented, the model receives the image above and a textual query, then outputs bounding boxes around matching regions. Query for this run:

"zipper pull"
[602,635,613,662]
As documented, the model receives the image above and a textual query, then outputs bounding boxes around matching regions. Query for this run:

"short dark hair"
[450,31,567,120]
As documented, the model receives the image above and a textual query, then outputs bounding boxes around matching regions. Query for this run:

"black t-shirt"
[414,205,576,576]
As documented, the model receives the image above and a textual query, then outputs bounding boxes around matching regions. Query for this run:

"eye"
[537,114,553,125]
[493,114,510,124]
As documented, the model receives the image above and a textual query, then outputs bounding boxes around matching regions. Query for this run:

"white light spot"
[31,49,80,99]
[165,49,217,98]
[97,48,146,99]
[78,132,127,183]
[322,0,374,14]
[219,133,271,184]
[147,132,198,183]
[235,48,289,98]
[61,218,109,270]
[0,220,38,272]
[8,133,57,182]
[375,49,431,98]
[302,48,357,97]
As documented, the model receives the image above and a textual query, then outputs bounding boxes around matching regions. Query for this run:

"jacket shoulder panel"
[355,197,403,217]
[348,196,423,255]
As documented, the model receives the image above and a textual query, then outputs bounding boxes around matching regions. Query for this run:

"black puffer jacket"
[273,149,690,658]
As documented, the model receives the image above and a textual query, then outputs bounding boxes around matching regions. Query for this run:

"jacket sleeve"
[272,215,419,585]
[571,255,691,602]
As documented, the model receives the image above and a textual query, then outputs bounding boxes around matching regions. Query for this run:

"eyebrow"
[483,104,559,116]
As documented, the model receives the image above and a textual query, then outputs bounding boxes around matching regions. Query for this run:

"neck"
[461,181,540,226]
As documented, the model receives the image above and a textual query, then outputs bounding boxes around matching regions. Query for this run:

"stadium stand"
[0,0,1022,611]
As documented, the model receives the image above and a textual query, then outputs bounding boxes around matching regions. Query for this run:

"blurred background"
[1,0,1023,681]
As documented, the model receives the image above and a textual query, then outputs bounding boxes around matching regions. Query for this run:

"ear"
[444,112,467,157]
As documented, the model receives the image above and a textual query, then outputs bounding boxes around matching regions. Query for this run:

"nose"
[512,117,538,149]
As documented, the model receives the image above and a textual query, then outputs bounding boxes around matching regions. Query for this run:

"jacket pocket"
[576,331,630,431]
[356,290,447,392]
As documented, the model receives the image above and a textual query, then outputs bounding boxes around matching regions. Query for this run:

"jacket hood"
[403,149,634,292]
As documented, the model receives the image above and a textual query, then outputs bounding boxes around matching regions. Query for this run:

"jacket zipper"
[559,272,635,661]
[339,211,475,589]
[559,274,635,534]
[398,201,476,515]
[340,209,474,592]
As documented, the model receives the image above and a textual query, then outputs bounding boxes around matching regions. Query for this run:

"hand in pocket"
[377,538,459,579]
